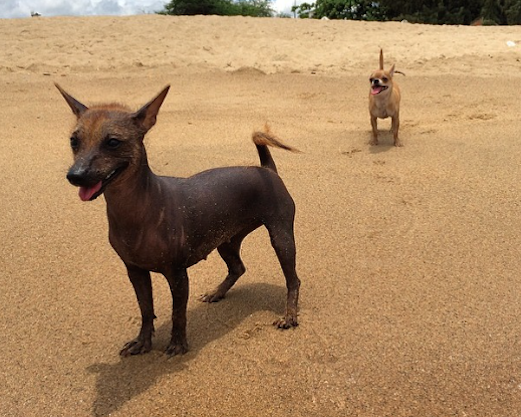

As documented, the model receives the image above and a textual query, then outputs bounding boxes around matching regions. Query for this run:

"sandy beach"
[1,14,521,416]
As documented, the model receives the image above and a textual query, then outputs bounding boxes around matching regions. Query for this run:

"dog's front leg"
[392,114,402,147]
[370,115,379,146]
[120,265,155,357]
[165,268,189,356]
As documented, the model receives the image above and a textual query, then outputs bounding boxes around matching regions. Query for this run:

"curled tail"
[252,125,300,173]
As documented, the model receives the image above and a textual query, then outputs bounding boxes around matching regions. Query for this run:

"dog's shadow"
[86,282,285,417]
[367,130,399,153]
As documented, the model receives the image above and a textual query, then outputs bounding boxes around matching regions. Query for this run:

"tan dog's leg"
[370,116,379,146]
[392,114,402,147]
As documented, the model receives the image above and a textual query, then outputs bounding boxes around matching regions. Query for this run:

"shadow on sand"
[368,130,401,153]
[86,282,286,417]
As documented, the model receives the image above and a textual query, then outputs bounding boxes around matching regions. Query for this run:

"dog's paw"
[394,140,403,147]
[199,291,225,303]
[119,337,152,357]
[369,139,379,146]
[165,340,189,356]
[273,315,299,329]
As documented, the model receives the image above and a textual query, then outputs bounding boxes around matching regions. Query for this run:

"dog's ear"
[379,49,384,70]
[55,83,88,118]
[389,64,396,77]
[132,85,170,132]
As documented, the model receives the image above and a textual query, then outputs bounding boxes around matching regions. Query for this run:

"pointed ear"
[132,85,170,132]
[389,64,395,77]
[55,83,88,118]
[379,49,384,70]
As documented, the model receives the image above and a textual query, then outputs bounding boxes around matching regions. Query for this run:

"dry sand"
[1,14,521,417]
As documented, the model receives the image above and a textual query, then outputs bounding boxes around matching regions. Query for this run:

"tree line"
[294,0,521,24]
[158,0,521,25]
[158,0,273,17]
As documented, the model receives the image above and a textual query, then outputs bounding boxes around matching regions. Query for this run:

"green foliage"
[157,0,521,24]
[292,2,314,18]
[292,0,521,24]
[293,0,388,20]
[485,0,521,24]
[504,0,521,23]
[481,0,502,23]
[234,0,274,17]
[159,0,274,17]
[386,1,482,25]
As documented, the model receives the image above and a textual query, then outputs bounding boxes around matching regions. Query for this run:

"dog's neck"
[103,147,162,226]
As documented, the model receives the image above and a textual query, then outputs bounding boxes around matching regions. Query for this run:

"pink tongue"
[79,181,102,202]
[371,86,383,95]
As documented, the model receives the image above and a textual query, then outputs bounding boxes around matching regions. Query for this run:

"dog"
[368,49,403,147]
[56,84,301,357]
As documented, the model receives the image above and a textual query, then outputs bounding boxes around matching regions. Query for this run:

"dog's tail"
[252,125,300,173]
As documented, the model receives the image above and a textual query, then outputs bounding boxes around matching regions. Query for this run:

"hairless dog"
[56,84,301,356]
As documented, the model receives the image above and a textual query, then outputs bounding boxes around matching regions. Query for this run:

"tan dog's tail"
[252,125,299,173]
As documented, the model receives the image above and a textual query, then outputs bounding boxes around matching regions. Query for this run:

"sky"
[0,0,303,19]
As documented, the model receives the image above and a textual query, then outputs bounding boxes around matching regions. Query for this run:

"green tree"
[504,0,521,23]
[159,0,274,17]
[234,0,274,16]
[292,2,314,18]
[293,0,388,20]
[481,0,502,23]
[380,0,483,24]
[294,0,489,24]
[484,0,521,24]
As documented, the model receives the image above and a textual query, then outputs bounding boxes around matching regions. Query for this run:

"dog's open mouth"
[78,165,126,202]
[371,85,388,95]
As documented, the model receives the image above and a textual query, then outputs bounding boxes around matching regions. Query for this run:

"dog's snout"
[67,166,90,186]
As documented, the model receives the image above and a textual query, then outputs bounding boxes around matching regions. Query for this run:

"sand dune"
[1,14,521,417]
[1,15,521,76]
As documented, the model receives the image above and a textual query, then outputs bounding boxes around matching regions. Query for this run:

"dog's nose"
[67,166,90,186]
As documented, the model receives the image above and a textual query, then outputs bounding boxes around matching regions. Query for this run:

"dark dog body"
[57,84,300,356]
[108,167,293,272]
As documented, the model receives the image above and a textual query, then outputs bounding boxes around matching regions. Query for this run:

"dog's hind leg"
[120,265,156,357]
[200,231,251,303]
[267,222,300,329]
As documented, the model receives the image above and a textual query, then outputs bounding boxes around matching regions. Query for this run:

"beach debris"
[506,40,516,47]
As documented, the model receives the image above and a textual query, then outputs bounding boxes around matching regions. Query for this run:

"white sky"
[0,0,303,19]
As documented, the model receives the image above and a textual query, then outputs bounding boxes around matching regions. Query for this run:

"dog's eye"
[369,78,375,82]
[105,138,121,149]
[70,136,79,151]
[382,77,388,82]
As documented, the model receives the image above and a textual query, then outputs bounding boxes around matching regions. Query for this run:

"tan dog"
[369,49,403,147]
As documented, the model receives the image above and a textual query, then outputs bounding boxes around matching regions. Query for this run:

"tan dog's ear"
[55,83,88,118]
[132,85,170,132]
[379,49,384,70]
[389,64,396,77]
